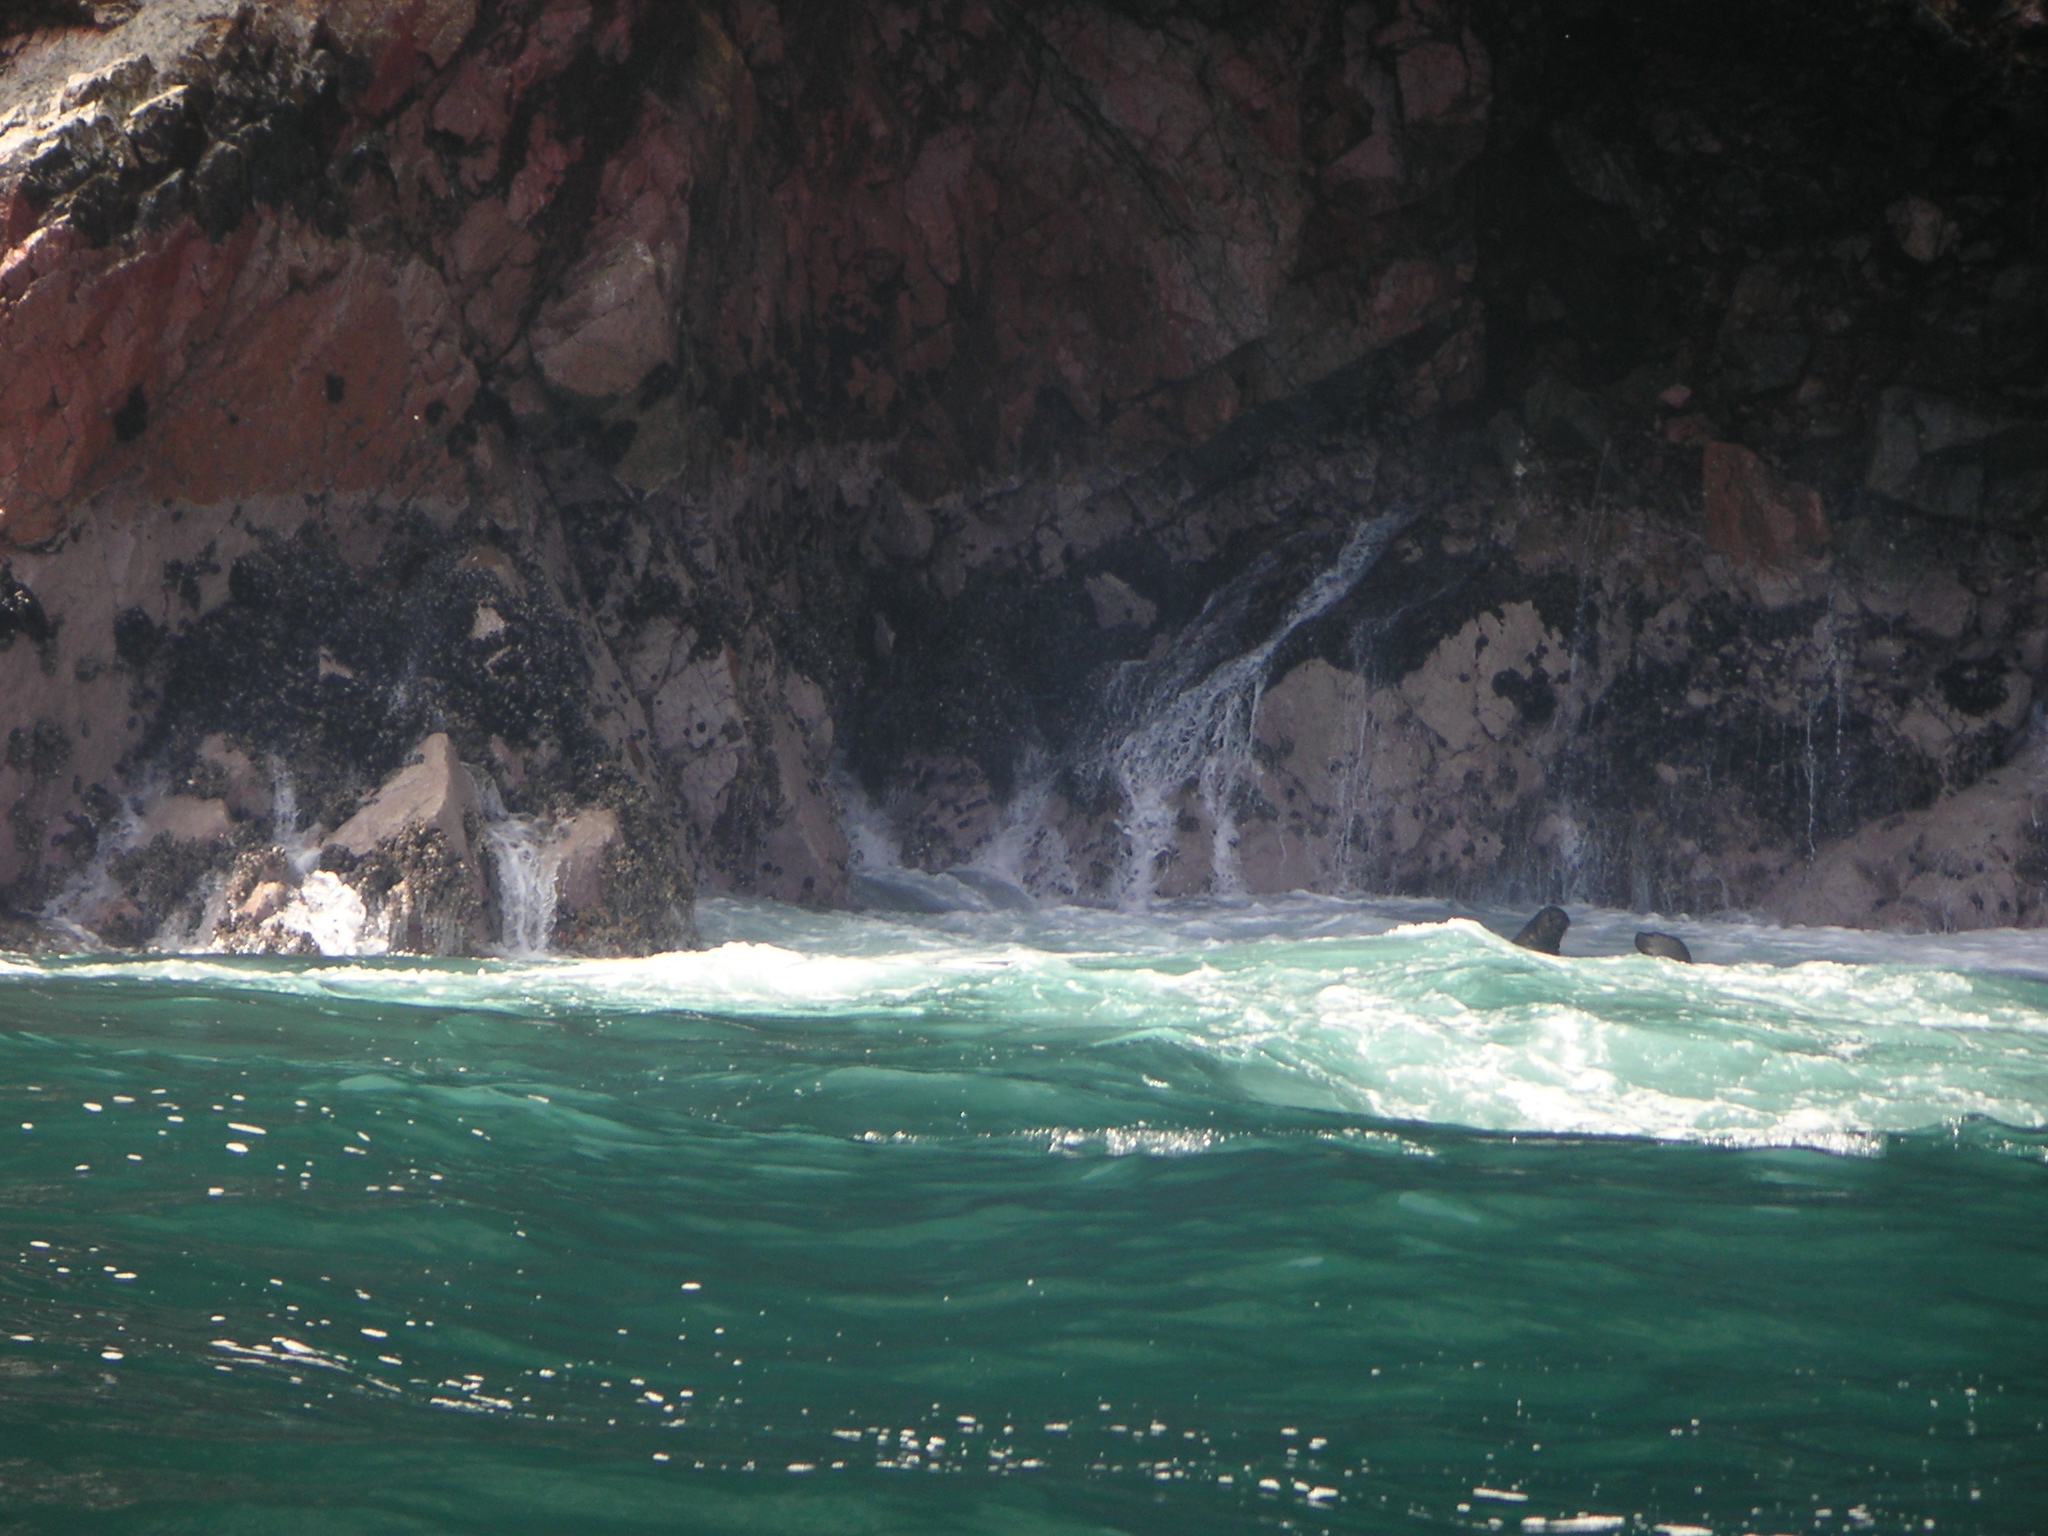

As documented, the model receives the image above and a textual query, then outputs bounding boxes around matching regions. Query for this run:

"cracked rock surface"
[3,0,2047,945]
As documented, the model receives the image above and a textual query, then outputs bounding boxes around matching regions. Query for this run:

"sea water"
[2,895,2045,1533]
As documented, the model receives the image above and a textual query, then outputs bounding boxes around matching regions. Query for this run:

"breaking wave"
[12,895,2048,1151]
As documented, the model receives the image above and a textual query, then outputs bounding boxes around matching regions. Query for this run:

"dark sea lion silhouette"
[1634,930,1693,963]
[1511,905,1569,954]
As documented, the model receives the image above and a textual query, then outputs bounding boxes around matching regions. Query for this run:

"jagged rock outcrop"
[322,730,488,954]
[0,0,1492,945]
[191,731,691,955]
[2,0,2046,943]
[843,425,2040,925]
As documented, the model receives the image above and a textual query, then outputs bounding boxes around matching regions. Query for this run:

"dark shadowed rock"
[1866,389,2048,528]
[188,140,247,241]
[3,0,2048,942]
[134,168,186,231]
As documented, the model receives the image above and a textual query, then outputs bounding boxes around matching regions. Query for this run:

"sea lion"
[1511,905,1570,954]
[1634,930,1693,963]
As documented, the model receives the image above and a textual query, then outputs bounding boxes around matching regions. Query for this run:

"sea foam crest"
[9,901,2048,1150]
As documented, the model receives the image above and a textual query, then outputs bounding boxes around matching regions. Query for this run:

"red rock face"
[3,0,2045,939]
[0,216,475,543]
[0,0,1490,545]
[0,0,1501,928]
[1701,441,1829,567]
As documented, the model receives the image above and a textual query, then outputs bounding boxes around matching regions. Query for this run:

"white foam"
[482,818,559,957]
[271,871,389,956]
[12,895,2048,1149]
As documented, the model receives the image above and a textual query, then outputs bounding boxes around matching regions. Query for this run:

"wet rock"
[1865,389,2048,527]
[236,879,291,923]
[330,734,479,864]
[740,694,849,908]
[1239,659,1378,893]
[0,907,95,955]
[1084,573,1157,632]
[382,824,485,955]
[2,0,2046,937]
[548,808,618,919]
[326,733,487,955]
[207,845,344,955]
[1400,602,1563,755]
[1770,746,2048,932]
[650,646,744,808]
[104,821,232,948]
[881,757,998,874]
[546,799,694,956]
[213,915,319,957]
[1702,443,1829,567]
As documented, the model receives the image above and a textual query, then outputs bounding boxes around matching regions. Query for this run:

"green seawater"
[3,896,2046,1534]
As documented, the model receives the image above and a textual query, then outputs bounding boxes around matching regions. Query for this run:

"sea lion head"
[1511,905,1570,954]
[1634,930,1693,963]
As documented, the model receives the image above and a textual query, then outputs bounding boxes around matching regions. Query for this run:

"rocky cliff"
[0,0,2044,952]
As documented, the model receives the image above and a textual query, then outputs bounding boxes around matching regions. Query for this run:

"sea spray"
[965,755,1073,900]
[63,895,2048,1144]
[482,816,560,956]
[285,870,386,954]
[837,773,903,874]
[835,771,1042,914]
[1100,514,1409,904]
[837,515,1412,907]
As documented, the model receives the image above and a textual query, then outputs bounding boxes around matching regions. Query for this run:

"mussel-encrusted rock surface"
[1,0,2045,947]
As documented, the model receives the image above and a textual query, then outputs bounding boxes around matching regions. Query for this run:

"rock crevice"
[2,0,2046,944]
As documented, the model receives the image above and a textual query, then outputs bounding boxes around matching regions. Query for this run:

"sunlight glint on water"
[2,894,2045,1533]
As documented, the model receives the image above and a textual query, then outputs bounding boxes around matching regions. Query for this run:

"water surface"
[3,897,2045,1533]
